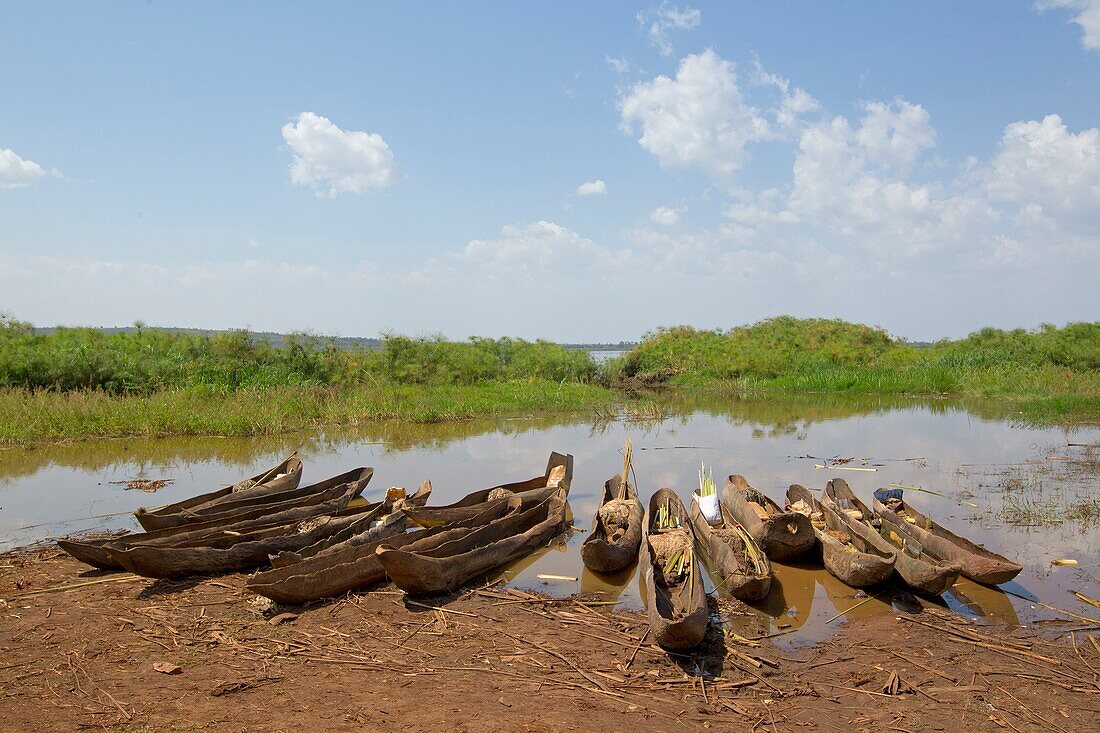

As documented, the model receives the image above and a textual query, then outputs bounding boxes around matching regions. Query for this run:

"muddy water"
[1,395,1096,649]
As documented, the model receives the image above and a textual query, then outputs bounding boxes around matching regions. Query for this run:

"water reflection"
[1,393,1095,646]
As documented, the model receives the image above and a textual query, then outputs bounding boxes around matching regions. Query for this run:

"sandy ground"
[2,547,1098,733]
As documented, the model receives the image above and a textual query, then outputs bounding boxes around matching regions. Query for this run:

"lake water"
[1,394,1096,648]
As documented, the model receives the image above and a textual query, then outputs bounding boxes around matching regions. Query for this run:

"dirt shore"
[2,548,1098,733]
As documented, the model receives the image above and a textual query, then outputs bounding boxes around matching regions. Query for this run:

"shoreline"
[1,379,1097,449]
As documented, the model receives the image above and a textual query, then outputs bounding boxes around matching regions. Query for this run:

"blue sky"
[1,1,1097,341]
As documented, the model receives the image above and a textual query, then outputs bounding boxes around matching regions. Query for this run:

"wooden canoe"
[641,489,708,650]
[722,475,814,560]
[402,452,573,529]
[134,454,303,530]
[823,479,961,596]
[247,499,515,605]
[873,488,1021,586]
[375,488,570,596]
[267,481,433,568]
[109,478,375,578]
[135,455,309,530]
[786,484,895,588]
[688,495,771,602]
[58,468,373,571]
[580,474,644,574]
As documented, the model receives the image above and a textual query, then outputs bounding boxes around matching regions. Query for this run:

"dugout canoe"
[722,475,814,560]
[135,455,307,530]
[688,495,771,602]
[580,474,644,574]
[267,481,433,568]
[642,489,708,650]
[247,498,514,605]
[786,484,895,588]
[375,487,570,596]
[58,468,373,571]
[823,479,961,596]
[108,477,376,579]
[402,452,573,529]
[873,488,1021,586]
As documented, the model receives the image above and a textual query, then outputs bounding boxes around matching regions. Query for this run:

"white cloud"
[855,100,937,171]
[457,221,621,276]
[749,59,821,134]
[575,179,607,196]
[618,50,769,178]
[605,55,631,73]
[649,206,682,225]
[1037,1,1100,51]
[983,114,1100,225]
[281,112,399,197]
[637,3,701,56]
[0,148,51,189]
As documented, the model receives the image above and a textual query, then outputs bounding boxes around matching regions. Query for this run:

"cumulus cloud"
[281,112,399,197]
[605,55,631,73]
[855,100,937,171]
[0,148,51,189]
[456,221,621,275]
[575,179,607,196]
[620,47,1100,274]
[983,114,1100,224]
[637,3,701,56]
[1037,0,1100,51]
[619,50,769,178]
[649,206,682,225]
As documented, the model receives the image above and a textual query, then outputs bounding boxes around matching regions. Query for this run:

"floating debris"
[110,478,174,493]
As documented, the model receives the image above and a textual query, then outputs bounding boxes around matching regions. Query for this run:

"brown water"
[2,394,1096,649]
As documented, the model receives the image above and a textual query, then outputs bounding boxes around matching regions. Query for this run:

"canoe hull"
[722,475,814,560]
[376,490,569,596]
[688,498,771,602]
[873,491,1021,586]
[580,475,643,574]
[787,484,894,588]
[403,452,572,529]
[642,489,708,650]
[108,480,370,579]
[134,455,304,531]
[248,502,512,604]
[823,479,961,596]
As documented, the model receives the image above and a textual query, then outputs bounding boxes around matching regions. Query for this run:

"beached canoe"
[108,477,375,578]
[375,488,570,596]
[268,481,432,568]
[581,474,643,574]
[247,497,515,605]
[641,489,708,650]
[873,488,1021,586]
[722,476,814,560]
[402,452,573,529]
[688,495,771,601]
[135,455,310,531]
[134,454,303,531]
[786,484,895,588]
[823,479,961,596]
[57,468,372,571]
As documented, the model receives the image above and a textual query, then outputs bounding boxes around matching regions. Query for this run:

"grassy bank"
[0,381,624,445]
[1,315,1097,446]
[606,318,1100,422]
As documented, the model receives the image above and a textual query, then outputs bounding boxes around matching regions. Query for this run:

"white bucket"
[694,492,722,525]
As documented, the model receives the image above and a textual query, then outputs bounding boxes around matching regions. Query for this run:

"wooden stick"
[5,574,143,598]
[625,628,650,669]
[403,599,478,617]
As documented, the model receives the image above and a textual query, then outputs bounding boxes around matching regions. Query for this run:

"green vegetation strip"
[0,314,1095,445]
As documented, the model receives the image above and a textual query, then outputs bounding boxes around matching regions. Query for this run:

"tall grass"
[0,316,596,393]
[606,317,1100,407]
